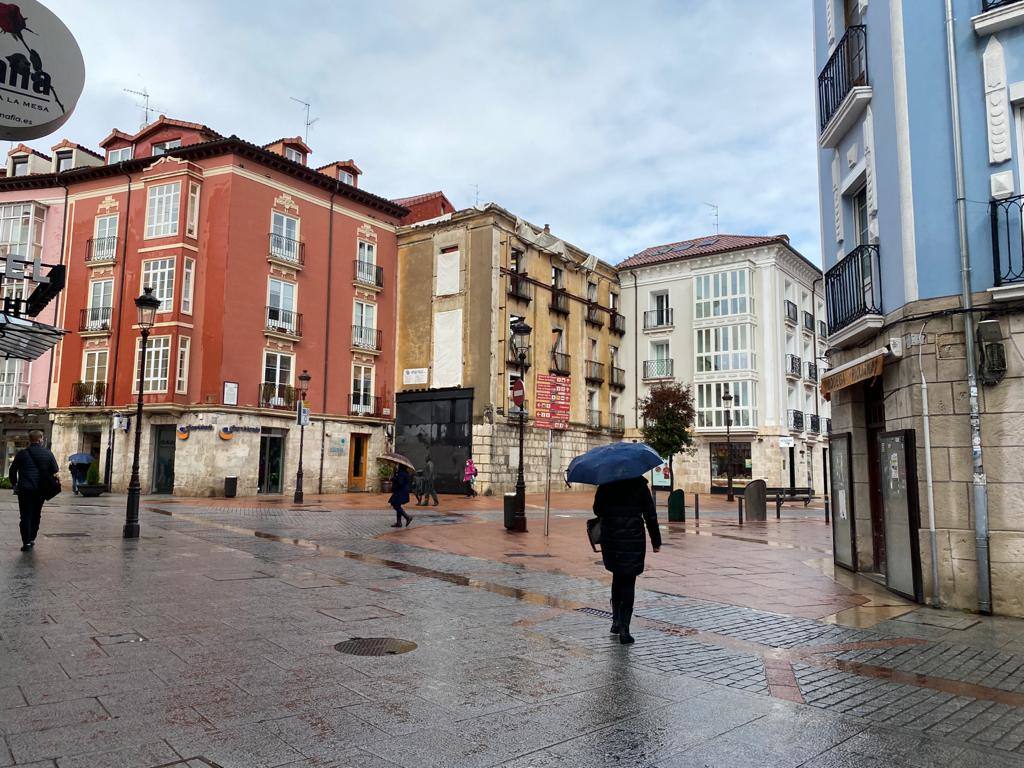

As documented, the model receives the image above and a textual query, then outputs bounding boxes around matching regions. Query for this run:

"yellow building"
[395,203,624,494]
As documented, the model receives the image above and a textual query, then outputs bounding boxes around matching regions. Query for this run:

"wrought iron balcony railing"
[805,362,819,382]
[784,300,798,325]
[643,308,673,329]
[786,354,802,378]
[265,307,302,337]
[354,260,384,289]
[610,312,626,335]
[610,366,626,389]
[610,414,625,433]
[643,358,673,379]
[788,409,805,432]
[86,237,117,263]
[983,0,1020,10]
[260,382,299,410]
[349,393,383,417]
[586,409,602,429]
[268,232,304,265]
[507,274,532,302]
[550,351,571,375]
[825,244,882,335]
[819,319,828,338]
[803,310,815,332]
[585,304,604,327]
[826,418,833,434]
[80,306,112,332]
[818,25,868,132]
[808,414,821,434]
[990,193,1024,287]
[549,290,570,315]
[71,381,105,407]
[351,325,382,351]
[585,360,605,383]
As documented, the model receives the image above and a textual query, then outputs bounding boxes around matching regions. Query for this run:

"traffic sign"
[511,378,525,407]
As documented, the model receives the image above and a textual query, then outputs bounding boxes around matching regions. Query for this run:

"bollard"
[738,497,744,525]
[694,493,700,521]
[824,495,831,525]
[776,495,782,520]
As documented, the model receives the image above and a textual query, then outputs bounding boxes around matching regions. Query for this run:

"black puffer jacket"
[594,476,661,576]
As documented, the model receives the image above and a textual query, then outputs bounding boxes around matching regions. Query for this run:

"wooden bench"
[766,487,814,508]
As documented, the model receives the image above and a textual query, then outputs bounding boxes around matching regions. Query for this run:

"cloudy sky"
[40,0,820,265]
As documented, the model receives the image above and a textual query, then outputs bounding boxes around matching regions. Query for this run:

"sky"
[38,0,821,265]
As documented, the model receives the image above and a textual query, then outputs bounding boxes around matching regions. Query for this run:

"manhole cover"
[334,637,417,656]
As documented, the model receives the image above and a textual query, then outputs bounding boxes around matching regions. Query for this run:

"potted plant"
[78,461,105,497]
[378,461,394,494]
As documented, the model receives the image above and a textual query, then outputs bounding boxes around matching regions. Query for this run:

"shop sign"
[820,354,884,397]
[0,1,86,140]
[218,425,260,440]
[778,436,795,449]
[403,368,428,385]
[176,424,214,440]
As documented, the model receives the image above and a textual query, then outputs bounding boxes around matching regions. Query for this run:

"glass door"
[258,433,284,494]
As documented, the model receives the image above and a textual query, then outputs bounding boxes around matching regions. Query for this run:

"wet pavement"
[3,493,1024,766]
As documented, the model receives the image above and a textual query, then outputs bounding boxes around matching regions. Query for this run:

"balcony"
[825,244,883,347]
[975,1,1024,35]
[507,343,531,371]
[549,290,570,315]
[70,381,105,407]
[260,382,299,410]
[349,393,383,417]
[643,308,673,330]
[86,237,117,264]
[983,0,1020,9]
[351,325,382,353]
[585,360,605,383]
[265,307,302,338]
[610,312,626,335]
[818,25,870,148]
[268,232,304,267]
[808,414,821,434]
[79,306,112,333]
[826,418,833,434]
[819,319,828,338]
[586,409,602,430]
[585,304,604,327]
[989,193,1024,299]
[805,361,819,382]
[786,354,802,379]
[643,358,673,380]
[803,310,815,333]
[610,366,626,389]
[507,274,532,303]
[550,351,571,375]
[354,260,384,290]
[788,409,805,432]
[784,300,798,325]
[610,413,625,433]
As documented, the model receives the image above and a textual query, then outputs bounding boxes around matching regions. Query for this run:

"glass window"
[263,351,293,386]
[142,257,175,312]
[284,146,304,163]
[89,279,113,309]
[181,258,194,314]
[175,337,190,394]
[552,266,563,289]
[145,182,181,238]
[270,211,300,261]
[82,350,107,384]
[56,152,73,172]
[694,269,752,318]
[352,364,374,413]
[695,324,755,372]
[587,281,597,302]
[0,203,45,265]
[152,139,181,156]
[853,187,869,246]
[93,214,118,259]
[696,381,757,428]
[186,183,200,238]
[11,158,27,177]
[137,335,171,392]
[709,442,752,490]
[107,146,132,164]
[355,241,377,284]
[267,278,296,331]
[338,169,355,184]
[651,340,669,360]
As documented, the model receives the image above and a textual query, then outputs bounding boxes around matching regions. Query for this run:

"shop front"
[709,440,752,494]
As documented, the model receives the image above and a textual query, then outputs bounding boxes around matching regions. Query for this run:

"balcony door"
[353,301,377,349]
[356,240,376,284]
[267,279,296,332]
[263,352,293,406]
[352,364,374,414]
[651,291,670,325]
[80,350,107,406]
[271,212,299,261]
[88,279,113,329]
[94,214,118,259]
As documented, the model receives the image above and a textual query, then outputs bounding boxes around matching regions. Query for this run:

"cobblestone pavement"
[3,494,1024,767]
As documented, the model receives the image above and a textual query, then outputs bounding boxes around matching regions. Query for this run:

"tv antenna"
[704,202,720,235]
[289,97,319,143]
[124,88,165,128]
[472,183,480,206]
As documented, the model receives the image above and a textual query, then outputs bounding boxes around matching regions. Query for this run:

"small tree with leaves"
[638,382,696,498]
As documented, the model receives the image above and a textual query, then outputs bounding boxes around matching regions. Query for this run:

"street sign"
[296,400,310,426]
[778,436,795,448]
[511,378,525,408]
[535,374,570,430]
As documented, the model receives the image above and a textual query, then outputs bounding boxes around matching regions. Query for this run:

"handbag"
[586,516,602,553]
[26,449,61,501]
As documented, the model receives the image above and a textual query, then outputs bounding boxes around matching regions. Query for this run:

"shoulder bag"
[586,516,601,552]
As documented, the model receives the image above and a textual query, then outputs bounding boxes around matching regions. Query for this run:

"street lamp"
[722,386,734,502]
[294,369,311,504]
[510,318,532,531]
[124,287,161,539]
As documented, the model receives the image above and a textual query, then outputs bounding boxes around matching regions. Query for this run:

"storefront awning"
[0,313,65,361]
[820,351,885,398]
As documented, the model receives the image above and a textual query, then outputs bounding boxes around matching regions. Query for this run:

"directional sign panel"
[535,374,570,430]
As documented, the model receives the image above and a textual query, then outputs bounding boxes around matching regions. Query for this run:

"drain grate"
[43,532,90,538]
[334,637,417,656]
[577,607,613,619]
[151,758,223,768]
[504,553,555,558]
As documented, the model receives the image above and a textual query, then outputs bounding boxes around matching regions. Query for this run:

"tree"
[638,382,696,497]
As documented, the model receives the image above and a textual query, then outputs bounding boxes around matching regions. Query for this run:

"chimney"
[543,224,550,233]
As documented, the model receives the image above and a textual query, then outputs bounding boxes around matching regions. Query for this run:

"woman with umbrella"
[567,442,663,645]
[380,453,414,528]
[68,453,93,496]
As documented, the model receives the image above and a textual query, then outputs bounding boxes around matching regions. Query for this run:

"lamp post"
[124,287,161,539]
[722,387,734,502]
[294,369,311,504]
[510,318,532,532]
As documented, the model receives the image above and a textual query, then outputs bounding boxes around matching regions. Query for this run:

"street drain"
[577,607,613,619]
[334,637,417,656]
[43,532,90,538]
[151,758,223,767]
[505,553,555,558]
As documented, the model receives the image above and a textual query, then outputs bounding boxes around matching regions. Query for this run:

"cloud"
[38,0,820,264]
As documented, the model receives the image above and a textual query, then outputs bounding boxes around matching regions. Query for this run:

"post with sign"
[535,373,571,536]
[294,370,312,504]
[508,319,532,531]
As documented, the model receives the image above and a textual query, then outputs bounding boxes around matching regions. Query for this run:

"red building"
[0,116,406,496]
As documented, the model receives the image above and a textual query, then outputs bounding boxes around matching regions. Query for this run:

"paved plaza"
[3,492,1024,767]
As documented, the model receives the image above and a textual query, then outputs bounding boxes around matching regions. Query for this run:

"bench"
[766,487,814,507]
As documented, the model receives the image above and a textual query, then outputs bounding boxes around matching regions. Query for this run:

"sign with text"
[296,400,310,426]
[402,367,428,385]
[535,374,570,430]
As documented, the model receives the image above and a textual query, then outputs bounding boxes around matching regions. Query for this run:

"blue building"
[813,0,1024,615]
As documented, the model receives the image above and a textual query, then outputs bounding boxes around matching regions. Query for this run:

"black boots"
[619,627,635,644]
[610,602,621,635]
[610,600,634,644]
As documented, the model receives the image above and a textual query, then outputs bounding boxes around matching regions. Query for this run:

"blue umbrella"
[566,442,664,485]
[68,453,93,465]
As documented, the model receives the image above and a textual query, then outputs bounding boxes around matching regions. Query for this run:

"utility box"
[224,476,238,498]
[667,489,686,522]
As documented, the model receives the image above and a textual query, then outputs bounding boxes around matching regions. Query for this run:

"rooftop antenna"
[289,97,319,143]
[472,183,480,206]
[123,88,165,128]
[704,202,720,235]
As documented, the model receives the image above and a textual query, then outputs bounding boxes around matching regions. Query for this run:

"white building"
[619,234,830,496]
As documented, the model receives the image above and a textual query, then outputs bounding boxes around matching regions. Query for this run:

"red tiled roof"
[99,117,221,149]
[263,136,312,155]
[50,139,103,161]
[618,234,790,268]
[392,190,449,207]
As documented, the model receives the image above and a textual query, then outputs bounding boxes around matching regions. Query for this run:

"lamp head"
[298,369,311,397]
[134,287,161,329]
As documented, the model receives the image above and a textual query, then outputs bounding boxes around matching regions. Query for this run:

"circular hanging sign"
[0,1,85,141]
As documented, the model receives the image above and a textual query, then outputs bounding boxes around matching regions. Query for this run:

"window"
[263,351,293,389]
[284,146,304,164]
[356,240,377,284]
[696,381,757,428]
[181,258,194,314]
[552,266,564,289]
[511,248,523,273]
[353,300,377,349]
[136,335,171,393]
[852,187,869,246]
[152,139,181,156]
[11,157,27,177]
[552,327,566,354]
[695,269,752,318]
[145,182,181,238]
[82,350,107,384]
[141,257,175,312]
[56,152,73,172]
[93,214,118,260]
[352,364,374,413]
[175,336,190,394]
[610,292,619,311]
[270,211,299,261]
[267,278,296,331]
[107,146,132,164]
[695,324,755,372]
[1,279,24,301]
[0,203,45,264]
[186,183,200,238]
[651,340,669,360]
[435,246,459,296]
[0,358,25,406]
[87,279,113,329]
[338,169,355,185]
[650,291,671,323]
[610,345,619,367]
[587,281,597,302]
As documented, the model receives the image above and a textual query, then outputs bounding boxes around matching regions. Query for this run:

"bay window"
[145,182,181,238]
[141,257,175,312]
[695,268,752,318]
[695,324,755,372]
[696,381,757,428]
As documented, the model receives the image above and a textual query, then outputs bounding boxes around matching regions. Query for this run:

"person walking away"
[463,457,478,498]
[68,461,88,495]
[593,475,661,644]
[419,456,439,506]
[9,430,60,552]
[389,464,413,527]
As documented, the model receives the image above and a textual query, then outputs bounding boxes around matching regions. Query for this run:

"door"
[356,240,376,284]
[865,377,886,572]
[788,446,796,489]
[348,433,369,491]
[94,214,118,259]
[267,279,296,333]
[271,212,299,261]
[353,302,377,349]
[830,433,857,571]
[879,429,923,601]
[258,432,284,494]
[151,425,176,494]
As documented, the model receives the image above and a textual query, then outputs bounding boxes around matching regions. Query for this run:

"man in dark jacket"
[418,456,439,506]
[388,465,413,527]
[9,430,59,551]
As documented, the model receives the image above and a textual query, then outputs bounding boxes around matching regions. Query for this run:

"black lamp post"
[124,287,161,539]
[722,387,734,502]
[510,318,532,532]
[294,369,311,504]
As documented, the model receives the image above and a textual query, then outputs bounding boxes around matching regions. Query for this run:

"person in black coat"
[388,465,413,527]
[593,475,661,644]
[9,430,60,551]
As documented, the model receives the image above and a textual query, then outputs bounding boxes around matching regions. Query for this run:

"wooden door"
[348,433,368,492]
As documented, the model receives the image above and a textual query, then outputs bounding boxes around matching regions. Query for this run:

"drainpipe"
[945,0,991,614]
[919,321,940,607]
[105,165,133,490]
[47,181,70,411]
[318,182,339,494]
[630,270,639,428]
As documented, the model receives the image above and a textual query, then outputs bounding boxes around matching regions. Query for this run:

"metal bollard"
[776,495,782,520]
[738,497,744,525]
[694,493,700,521]
[824,495,831,525]
[682,492,686,523]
